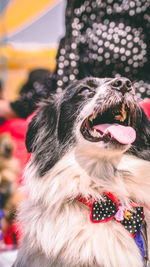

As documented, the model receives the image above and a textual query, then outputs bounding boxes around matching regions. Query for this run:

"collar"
[77,192,144,237]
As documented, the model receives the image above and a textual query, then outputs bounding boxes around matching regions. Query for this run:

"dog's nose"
[110,78,132,95]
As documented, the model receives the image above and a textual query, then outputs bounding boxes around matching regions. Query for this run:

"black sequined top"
[11,0,150,117]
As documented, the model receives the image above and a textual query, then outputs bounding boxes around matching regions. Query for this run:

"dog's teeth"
[89,113,97,122]
[93,129,99,137]
[89,129,101,138]
[89,115,94,122]
[93,113,97,119]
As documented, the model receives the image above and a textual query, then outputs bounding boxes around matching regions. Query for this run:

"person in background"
[0,68,51,119]
[0,0,150,119]
[48,0,150,99]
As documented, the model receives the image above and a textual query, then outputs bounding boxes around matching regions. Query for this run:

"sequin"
[49,0,150,100]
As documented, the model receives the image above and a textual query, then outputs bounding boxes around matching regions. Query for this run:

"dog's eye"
[78,87,93,96]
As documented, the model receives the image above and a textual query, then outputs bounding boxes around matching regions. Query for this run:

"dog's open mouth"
[81,102,136,145]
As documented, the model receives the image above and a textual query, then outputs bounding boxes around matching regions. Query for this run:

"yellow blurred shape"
[0,0,60,37]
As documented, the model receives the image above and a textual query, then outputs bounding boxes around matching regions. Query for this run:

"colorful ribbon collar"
[77,192,144,237]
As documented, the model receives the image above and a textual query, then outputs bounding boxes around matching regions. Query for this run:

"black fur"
[128,106,150,160]
[26,78,98,175]
[26,95,60,174]
[26,77,150,176]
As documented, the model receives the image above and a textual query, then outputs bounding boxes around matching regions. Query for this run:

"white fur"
[15,144,150,267]
[14,77,150,267]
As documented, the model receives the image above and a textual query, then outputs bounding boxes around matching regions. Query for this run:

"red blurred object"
[3,222,22,246]
[139,99,150,119]
[0,118,29,184]
[0,118,29,247]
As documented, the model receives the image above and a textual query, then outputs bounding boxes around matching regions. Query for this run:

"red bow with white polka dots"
[77,192,144,237]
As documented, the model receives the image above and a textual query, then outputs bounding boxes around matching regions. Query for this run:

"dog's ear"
[26,96,58,153]
[129,106,150,160]
[26,115,38,153]
[25,95,62,176]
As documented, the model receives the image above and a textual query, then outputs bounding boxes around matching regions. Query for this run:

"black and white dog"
[14,77,150,267]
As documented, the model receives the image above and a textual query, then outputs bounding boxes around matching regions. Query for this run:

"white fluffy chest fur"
[18,146,150,267]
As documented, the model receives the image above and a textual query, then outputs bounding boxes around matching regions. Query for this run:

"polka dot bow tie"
[77,193,144,237]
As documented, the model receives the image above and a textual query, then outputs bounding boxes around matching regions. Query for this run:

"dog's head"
[26,77,150,176]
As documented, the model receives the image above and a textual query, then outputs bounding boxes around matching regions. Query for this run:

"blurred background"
[0,0,65,101]
[0,1,66,265]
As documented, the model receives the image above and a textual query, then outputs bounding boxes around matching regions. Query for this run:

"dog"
[14,77,150,267]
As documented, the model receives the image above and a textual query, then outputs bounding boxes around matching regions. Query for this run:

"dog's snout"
[110,78,132,95]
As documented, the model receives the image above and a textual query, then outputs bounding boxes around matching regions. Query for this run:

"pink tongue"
[93,124,136,144]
